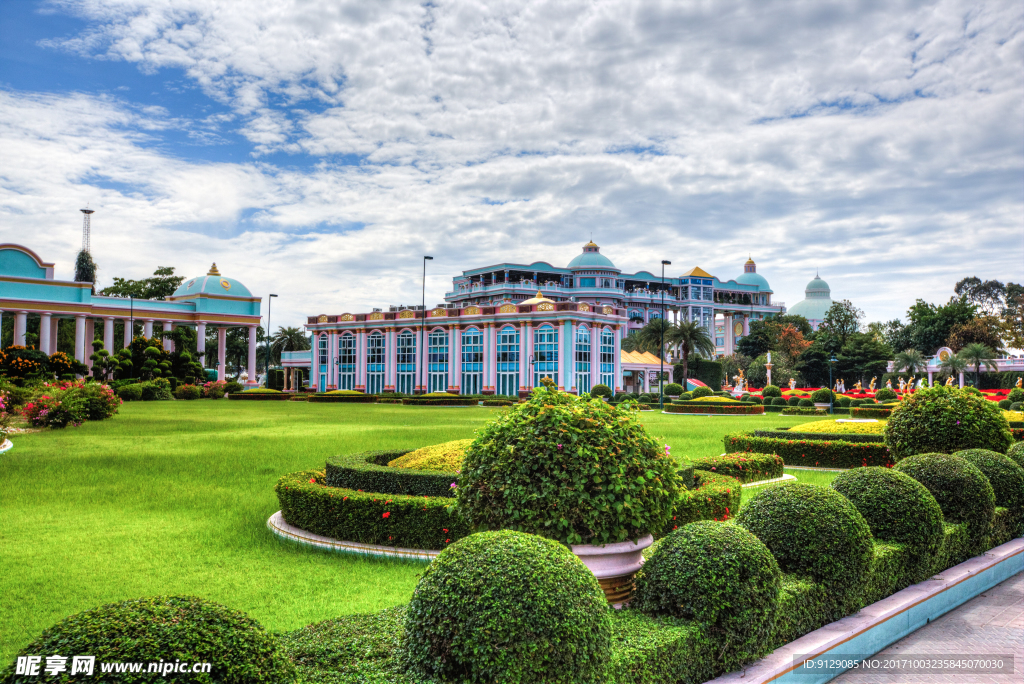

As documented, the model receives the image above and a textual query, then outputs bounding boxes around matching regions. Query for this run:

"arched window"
[338,333,356,390]
[461,327,483,395]
[317,334,328,392]
[575,325,591,394]
[533,324,558,388]
[600,328,615,389]
[366,331,385,394]
[496,326,519,397]
[396,330,416,395]
[428,329,449,393]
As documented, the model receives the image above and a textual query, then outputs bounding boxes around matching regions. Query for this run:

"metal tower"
[80,208,94,253]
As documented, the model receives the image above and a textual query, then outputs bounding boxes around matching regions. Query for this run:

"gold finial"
[207,263,221,276]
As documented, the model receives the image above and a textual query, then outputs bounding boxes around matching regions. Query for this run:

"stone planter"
[571,534,653,606]
[0,438,12,455]
[814,402,831,410]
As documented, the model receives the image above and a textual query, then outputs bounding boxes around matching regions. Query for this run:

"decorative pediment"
[317,314,329,323]
[429,307,448,317]
[464,306,481,315]
[399,310,416,319]
[368,312,384,320]
[578,302,591,312]
[340,313,354,322]
[499,304,518,313]
[537,302,555,311]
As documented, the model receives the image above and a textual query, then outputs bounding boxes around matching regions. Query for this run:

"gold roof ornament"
[683,266,713,278]
[521,290,556,306]
[207,263,221,276]
[584,240,599,248]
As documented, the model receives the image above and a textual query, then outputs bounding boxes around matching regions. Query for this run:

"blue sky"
[1,0,1022,329]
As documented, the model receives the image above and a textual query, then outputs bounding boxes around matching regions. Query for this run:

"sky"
[1,0,1022,330]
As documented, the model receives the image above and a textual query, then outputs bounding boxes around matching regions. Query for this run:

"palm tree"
[958,343,998,387]
[666,320,716,385]
[271,326,310,365]
[894,348,926,374]
[636,319,672,359]
[938,351,968,385]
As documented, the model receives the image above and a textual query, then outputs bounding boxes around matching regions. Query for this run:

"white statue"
[789,378,797,390]
[886,379,893,390]
[898,376,906,392]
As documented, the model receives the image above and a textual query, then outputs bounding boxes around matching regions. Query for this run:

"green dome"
[172,264,252,298]
[567,242,618,271]
[787,275,832,323]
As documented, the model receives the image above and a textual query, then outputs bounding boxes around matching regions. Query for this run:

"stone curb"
[267,511,439,561]
[707,537,1024,684]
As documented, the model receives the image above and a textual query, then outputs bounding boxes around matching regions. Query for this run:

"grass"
[0,401,829,661]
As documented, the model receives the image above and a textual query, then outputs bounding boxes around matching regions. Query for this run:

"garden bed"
[688,452,784,483]
[664,401,764,415]
[400,397,480,406]
[324,450,457,498]
[725,431,894,468]
[307,393,378,403]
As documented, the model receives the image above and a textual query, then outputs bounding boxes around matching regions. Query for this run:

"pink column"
[217,327,227,381]
[329,331,338,389]
[39,313,52,354]
[449,325,459,391]
[104,317,115,352]
[742,314,750,336]
[525,322,534,389]
[519,322,527,394]
[196,323,206,365]
[123,318,133,348]
[590,324,600,391]
[246,325,257,387]
[74,315,86,365]
[614,324,622,391]
[356,329,366,390]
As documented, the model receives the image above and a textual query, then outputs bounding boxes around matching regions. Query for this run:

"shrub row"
[753,429,883,444]
[227,391,291,401]
[401,397,479,406]
[851,407,892,419]
[664,471,743,533]
[780,408,827,416]
[763,405,851,415]
[689,453,784,483]
[275,470,470,550]
[307,393,379,403]
[324,451,457,498]
[664,403,764,415]
[482,399,514,406]
[725,432,894,469]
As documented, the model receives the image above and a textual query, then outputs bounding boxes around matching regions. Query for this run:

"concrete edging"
[707,537,1024,684]
[742,474,797,488]
[267,511,439,561]
[0,439,12,454]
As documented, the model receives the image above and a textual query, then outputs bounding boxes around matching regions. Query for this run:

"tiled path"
[831,572,1023,683]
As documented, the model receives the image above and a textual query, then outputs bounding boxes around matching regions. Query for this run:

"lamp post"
[265,294,277,387]
[420,256,433,394]
[659,259,671,409]
[829,354,838,415]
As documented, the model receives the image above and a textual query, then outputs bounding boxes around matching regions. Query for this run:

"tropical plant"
[272,326,311,358]
[666,320,716,383]
[74,250,97,284]
[937,351,968,382]
[893,348,927,375]
[958,343,998,387]
[635,318,672,359]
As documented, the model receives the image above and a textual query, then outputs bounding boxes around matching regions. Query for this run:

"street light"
[266,294,278,387]
[420,256,433,394]
[829,354,838,415]
[659,260,671,410]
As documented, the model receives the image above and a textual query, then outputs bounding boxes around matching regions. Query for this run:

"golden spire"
[207,263,221,276]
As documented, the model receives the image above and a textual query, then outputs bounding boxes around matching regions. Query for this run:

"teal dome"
[787,275,833,324]
[172,264,253,298]
[567,241,618,270]
[735,271,772,291]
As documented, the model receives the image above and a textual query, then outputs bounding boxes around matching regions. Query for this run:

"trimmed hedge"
[689,453,784,483]
[893,453,996,561]
[325,451,456,498]
[664,403,764,415]
[402,531,611,684]
[275,470,470,550]
[753,429,883,443]
[725,432,894,469]
[781,408,827,416]
[1,596,296,684]
[954,449,1024,539]
[667,471,742,532]
[830,467,944,585]
[1007,441,1024,468]
[228,391,290,401]
[308,393,379,403]
[632,522,781,670]
[482,399,514,406]
[401,396,479,406]
[850,407,892,419]
[736,483,873,618]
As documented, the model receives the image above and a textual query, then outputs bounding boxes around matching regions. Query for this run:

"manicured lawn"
[0,401,827,661]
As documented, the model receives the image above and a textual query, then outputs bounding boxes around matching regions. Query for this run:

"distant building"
[787,275,834,330]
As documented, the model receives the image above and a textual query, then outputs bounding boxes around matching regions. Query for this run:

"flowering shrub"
[21,380,120,428]
[202,380,228,399]
[0,389,12,443]
[388,439,473,472]
[689,453,784,483]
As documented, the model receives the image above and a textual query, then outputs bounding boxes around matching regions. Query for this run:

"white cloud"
[1,0,1021,328]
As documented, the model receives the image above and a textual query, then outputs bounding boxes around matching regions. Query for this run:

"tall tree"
[773,314,813,337]
[954,277,1006,315]
[817,299,863,355]
[636,319,672,359]
[958,343,998,387]
[835,332,892,386]
[74,250,97,284]
[665,320,716,383]
[1000,283,1024,350]
[736,319,773,358]
[906,297,976,355]
[945,317,1003,353]
[101,266,185,301]
[776,324,811,360]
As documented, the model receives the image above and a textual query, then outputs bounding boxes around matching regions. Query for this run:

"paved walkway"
[831,572,1023,683]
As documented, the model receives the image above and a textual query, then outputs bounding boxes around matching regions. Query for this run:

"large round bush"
[1006,441,1024,469]
[589,383,612,398]
[735,483,872,615]
[893,453,995,553]
[811,388,834,403]
[662,382,684,396]
[762,384,782,398]
[692,385,714,399]
[457,383,681,545]
[953,449,1024,517]
[831,467,944,584]
[0,596,295,684]
[884,385,1012,461]
[875,388,898,402]
[632,522,781,667]
[402,531,611,684]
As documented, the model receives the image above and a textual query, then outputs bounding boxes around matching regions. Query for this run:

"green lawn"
[0,402,830,661]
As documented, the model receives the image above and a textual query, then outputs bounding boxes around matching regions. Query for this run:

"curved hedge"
[830,467,945,584]
[632,522,781,670]
[665,402,764,415]
[308,393,378,403]
[736,483,873,616]
[725,432,894,469]
[228,392,291,401]
[954,449,1024,541]
[1007,441,1024,468]
[324,451,457,498]
[482,399,514,406]
[275,470,469,550]
[689,453,783,483]
[753,429,883,443]
[667,471,743,531]
[884,385,1013,461]
[401,396,479,406]
[0,596,295,684]
[893,453,996,558]
[402,531,611,683]
[850,407,892,419]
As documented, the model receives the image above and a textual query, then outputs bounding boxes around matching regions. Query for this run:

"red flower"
[309,478,316,484]
[382,512,390,519]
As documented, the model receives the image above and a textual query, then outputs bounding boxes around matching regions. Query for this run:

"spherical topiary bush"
[953,449,1024,522]
[811,388,835,404]
[762,384,782,398]
[830,467,944,584]
[884,386,1013,461]
[798,398,814,407]
[787,396,801,407]
[402,531,611,684]
[1006,441,1024,469]
[590,383,612,398]
[735,483,872,615]
[772,397,788,406]
[893,453,995,553]
[1009,387,1024,404]
[632,522,781,668]
[838,396,852,407]
[691,385,714,399]
[662,382,684,396]
[998,399,1012,410]
[875,388,898,403]
[457,382,682,545]
[1011,402,1023,412]
[0,596,295,684]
